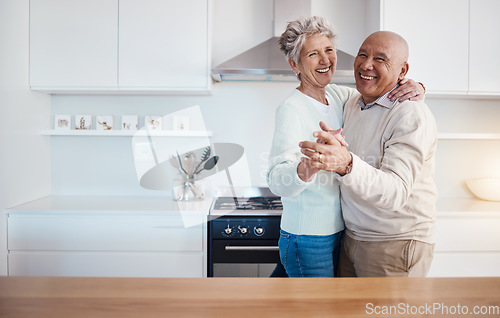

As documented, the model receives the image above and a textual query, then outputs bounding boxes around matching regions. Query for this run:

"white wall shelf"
[40,130,213,137]
[438,133,500,140]
[42,131,497,140]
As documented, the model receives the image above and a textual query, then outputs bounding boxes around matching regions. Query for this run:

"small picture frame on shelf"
[96,115,114,130]
[54,115,71,130]
[121,115,138,131]
[173,115,190,131]
[75,115,92,130]
[145,115,162,130]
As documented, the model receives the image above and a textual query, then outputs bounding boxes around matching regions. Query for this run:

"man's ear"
[399,62,409,80]
[288,58,300,75]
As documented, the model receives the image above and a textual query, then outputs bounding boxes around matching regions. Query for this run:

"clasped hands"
[297,121,352,182]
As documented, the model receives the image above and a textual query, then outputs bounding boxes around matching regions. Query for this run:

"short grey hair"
[278,16,337,64]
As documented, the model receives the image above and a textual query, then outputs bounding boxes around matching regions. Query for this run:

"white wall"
[0,0,52,275]
[50,82,297,196]
[49,93,500,199]
[48,0,500,200]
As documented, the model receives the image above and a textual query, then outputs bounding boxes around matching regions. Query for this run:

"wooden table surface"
[1,276,499,317]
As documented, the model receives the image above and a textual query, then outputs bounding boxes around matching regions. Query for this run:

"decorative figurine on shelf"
[75,115,92,130]
[173,146,219,201]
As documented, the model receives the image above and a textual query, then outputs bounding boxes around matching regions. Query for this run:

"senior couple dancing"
[267,16,437,278]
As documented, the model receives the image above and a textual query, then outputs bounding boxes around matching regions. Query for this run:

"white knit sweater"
[267,84,356,235]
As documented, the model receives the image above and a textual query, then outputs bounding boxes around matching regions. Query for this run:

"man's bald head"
[364,31,409,64]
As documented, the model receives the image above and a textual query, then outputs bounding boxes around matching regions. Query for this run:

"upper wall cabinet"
[381,0,499,96]
[381,0,469,94]
[29,0,210,94]
[118,0,209,90]
[469,0,500,94]
[30,0,119,89]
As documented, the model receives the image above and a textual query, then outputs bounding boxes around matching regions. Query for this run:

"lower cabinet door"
[8,215,204,252]
[8,252,204,277]
[428,252,500,277]
[435,217,500,252]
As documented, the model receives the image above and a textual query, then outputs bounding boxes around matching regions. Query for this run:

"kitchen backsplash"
[50,82,294,197]
[51,84,500,198]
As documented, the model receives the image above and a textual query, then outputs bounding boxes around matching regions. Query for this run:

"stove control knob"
[239,226,248,235]
[254,226,264,236]
[224,226,232,235]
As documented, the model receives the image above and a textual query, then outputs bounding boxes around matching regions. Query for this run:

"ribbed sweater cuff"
[269,159,316,197]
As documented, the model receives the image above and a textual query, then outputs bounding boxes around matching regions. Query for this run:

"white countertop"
[6,195,213,215]
[6,195,500,216]
[436,197,500,216]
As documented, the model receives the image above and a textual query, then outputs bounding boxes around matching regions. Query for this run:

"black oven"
[208,191,284,277]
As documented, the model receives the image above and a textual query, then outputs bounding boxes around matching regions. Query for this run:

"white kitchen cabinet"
[428,199,500,277]
[6,196,210,277]
[29,0,118,89]
[381,0,469,94]
[29,0,210,94]
[118,0,210,91]
[9,253,204,277]
[469,0,500,94]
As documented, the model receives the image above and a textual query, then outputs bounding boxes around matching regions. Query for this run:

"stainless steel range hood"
[211,0,355,84]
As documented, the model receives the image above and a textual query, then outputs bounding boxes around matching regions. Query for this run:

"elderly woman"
[267,16,425,277]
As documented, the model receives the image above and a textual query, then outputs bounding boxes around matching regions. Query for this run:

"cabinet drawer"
[434,217,500,252]
[8,252,204,277]
[428,252,500,277]
[8,214,204,252]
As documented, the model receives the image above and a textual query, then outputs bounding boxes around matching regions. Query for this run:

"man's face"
[354,34,408,104]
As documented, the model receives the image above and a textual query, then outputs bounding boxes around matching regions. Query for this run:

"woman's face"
[290,34,337,89]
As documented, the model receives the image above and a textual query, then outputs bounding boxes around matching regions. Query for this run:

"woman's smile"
[316,66,331,73]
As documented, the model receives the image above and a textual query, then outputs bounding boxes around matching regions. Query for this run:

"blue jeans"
[278,229,342,277]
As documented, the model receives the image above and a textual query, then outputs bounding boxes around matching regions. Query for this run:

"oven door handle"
[224,246,279,251]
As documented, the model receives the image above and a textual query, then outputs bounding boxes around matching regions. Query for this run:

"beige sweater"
[338,92,438,244]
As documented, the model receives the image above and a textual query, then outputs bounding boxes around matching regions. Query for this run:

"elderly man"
[299,31,438,277]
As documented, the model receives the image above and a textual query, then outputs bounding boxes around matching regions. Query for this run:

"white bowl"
[465,177,500,202]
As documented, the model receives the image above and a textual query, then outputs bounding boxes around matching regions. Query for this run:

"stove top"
[210,196,283,216]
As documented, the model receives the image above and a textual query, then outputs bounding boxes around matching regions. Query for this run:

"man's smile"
[360,74,376,80]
